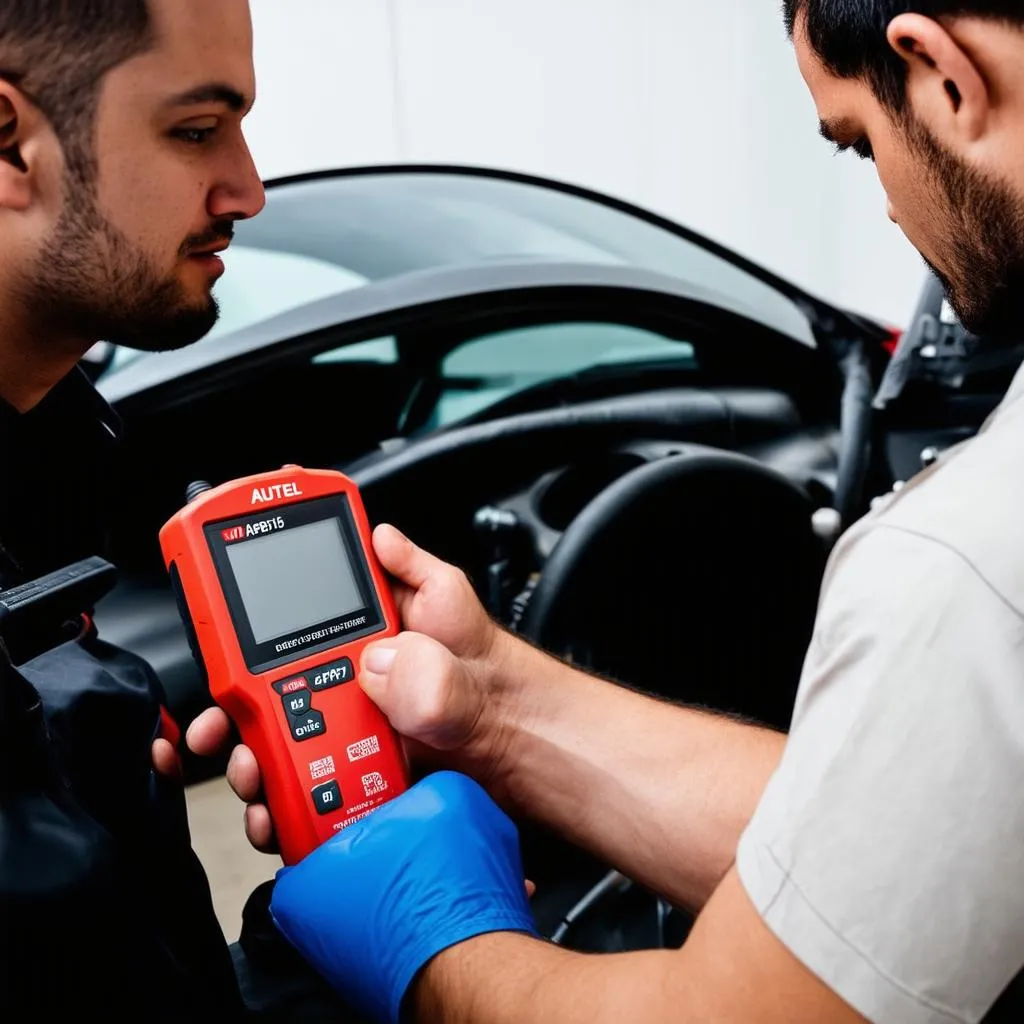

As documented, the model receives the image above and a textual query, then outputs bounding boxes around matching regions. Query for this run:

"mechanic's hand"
[360,629,506,767]
[371,523,498,661]
[270,770,538,1024]
[151,738,181,779]
[359,525,519,775]
[186,709,277,852]
[152,710,185,779]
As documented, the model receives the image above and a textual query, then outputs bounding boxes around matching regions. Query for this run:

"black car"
[89,162,1021,954]
[93,163,907,736]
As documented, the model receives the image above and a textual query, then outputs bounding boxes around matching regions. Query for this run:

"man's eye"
[173,126,216,145]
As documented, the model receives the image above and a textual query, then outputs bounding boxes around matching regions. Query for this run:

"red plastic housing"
[159,466,409,864]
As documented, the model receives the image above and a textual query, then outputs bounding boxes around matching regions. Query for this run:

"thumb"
[372,523,441,591]
[360,642,397,707]
[359,634,474,750]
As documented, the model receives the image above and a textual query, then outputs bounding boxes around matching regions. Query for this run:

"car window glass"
[211,247,367,335]
[235,174,793,326]
[425,322,696,428]
[107,247,368,374]
[313,337,398,364]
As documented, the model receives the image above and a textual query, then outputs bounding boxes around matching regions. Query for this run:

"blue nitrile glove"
[269,771,539,1024]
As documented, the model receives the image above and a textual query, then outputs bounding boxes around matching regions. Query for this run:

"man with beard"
[235,3,1024,1022]
[0,2,357,1020]
[0,1,261,582]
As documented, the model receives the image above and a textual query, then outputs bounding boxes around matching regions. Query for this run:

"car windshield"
[104,170,794,376]
[420,322,697,430]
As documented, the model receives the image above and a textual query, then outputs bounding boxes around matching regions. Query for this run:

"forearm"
[486,631,784,909]
[413,933,687,1024]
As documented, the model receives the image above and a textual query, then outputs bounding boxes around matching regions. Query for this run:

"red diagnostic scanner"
[159,466,410,864]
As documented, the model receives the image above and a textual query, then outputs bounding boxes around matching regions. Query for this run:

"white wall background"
[245,0,927,327]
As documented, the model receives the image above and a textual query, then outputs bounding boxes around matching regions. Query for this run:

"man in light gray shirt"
[194,2,1024,1021]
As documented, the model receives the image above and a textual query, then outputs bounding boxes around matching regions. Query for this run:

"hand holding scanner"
[160,466,410,864]
[271,772,539,1024]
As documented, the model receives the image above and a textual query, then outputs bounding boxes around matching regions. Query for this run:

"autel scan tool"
[160,466,410,864]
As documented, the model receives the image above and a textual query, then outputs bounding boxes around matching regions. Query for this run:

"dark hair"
[0,1,153,185]
[783,1,1024,108]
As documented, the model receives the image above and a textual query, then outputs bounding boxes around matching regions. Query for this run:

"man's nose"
[887,198,898,224]
[209,138,267,222]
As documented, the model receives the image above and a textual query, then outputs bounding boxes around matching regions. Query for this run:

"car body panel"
[98,260,816,408]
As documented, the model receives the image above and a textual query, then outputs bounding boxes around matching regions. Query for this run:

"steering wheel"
[518,447,825,730]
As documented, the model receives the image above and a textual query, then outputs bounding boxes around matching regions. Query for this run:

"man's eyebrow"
[818,117,857,144]
[165,83,251,113]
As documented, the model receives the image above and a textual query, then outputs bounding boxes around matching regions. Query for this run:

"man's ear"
[886,13,989,144]
[0,84,33,211]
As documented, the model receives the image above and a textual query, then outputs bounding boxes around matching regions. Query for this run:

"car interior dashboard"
[91,329,881,940]
[98,368,842,737]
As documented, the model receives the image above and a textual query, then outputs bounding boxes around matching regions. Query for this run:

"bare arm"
[412,870,865,1024]
[481,631,785,909]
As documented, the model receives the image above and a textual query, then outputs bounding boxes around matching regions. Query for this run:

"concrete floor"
[185,775,283,942]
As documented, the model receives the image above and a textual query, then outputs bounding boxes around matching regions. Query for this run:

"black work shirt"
[0,367,120,586]
[0,367,248,1021]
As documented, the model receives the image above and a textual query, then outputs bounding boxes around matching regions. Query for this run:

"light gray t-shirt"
[737,367,1024,1023]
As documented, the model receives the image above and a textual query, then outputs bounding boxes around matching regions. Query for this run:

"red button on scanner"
[274,677,308,696]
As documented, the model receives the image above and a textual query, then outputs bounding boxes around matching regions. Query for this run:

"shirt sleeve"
[736,524,1024,1024]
